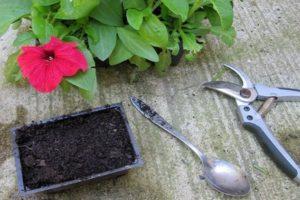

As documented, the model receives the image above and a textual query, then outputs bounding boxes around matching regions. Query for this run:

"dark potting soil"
[15,108,135,189]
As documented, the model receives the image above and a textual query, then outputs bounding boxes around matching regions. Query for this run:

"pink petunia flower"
[18,36,88,93]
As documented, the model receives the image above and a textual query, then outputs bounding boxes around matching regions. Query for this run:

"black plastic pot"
[11,103,143,196]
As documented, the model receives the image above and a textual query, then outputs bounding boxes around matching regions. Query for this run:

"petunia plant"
[1,0,235,99]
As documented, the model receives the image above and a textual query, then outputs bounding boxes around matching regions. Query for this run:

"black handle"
[238,105,299,182]
[243,122,298,179]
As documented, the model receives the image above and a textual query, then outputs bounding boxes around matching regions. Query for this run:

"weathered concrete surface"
[0,0,299,199]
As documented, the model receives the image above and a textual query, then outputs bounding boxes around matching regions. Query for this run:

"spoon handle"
[130,96,206,161]
[151,114,206,160]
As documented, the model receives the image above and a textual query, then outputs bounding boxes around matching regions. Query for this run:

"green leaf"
[0,0,32,36]
[91,0,123,26]
[109,39,133,65]
[4,51,21,83]
[201,0,212,6]
[155,50,171,75]
[56,0,101,20]
[129,56,151,71]
[142,7,152,17]
[87,21,117,61]
[32,0,59,6]
[127,9,144,30]
[63,36,95,67]
[64,65,98,100]
[33,5,50,14]
[188,0,203,18]
[210,0,233,30]
[31,7,54,43]
[85,24,99,43]
[180,30,203,53]
[14,72,23,82]
[187,11,207,25]
[206,7,221,26]
[184,26,210,37]
[138,14,169,48]
[60,80,72,92]
[53,22,70,38]
[117,27,159,62]
[211,26,236,46]
[67,22,81,35]
[161,0,189,21]
[13,31,36,47]
[167,31,180,55]
[161,4,171,21]
[63,35,85,46]
[79,88,95,100]
[123,0,146,10]
[185,52,198,61]
[66,68,97,92]
[81,48,96,68]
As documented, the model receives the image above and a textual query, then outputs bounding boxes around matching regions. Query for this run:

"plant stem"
[50,13,56,24]
[46,11,52,21]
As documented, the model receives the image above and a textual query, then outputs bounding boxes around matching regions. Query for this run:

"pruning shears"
[203,64,300,183]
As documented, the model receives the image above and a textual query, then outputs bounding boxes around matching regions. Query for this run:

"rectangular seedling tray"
[11,103,143,196]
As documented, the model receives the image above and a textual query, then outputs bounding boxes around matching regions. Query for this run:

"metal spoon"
[130,96,250,196]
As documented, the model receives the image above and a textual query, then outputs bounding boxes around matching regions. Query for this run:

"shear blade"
[202,81,255,102]
[223,64,254,88]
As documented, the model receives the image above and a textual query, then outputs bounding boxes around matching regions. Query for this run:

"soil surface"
[15,107,135,190]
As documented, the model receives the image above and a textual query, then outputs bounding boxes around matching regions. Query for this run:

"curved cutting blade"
[223,64,254,88]
[202,81,257,103]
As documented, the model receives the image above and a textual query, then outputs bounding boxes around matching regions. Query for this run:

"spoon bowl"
[203,158,250,196]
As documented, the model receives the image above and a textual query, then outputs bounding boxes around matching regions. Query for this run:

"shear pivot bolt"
[240,89,251,98]
[247,115,253,120]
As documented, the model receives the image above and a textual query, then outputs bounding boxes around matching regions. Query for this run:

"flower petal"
[55,47,88,73]
[27,62,63,93]
[21,46,44,58]
[18,46,45,78]
[43,37,63,50]
[51,58,80,76]
[44,36,76,52]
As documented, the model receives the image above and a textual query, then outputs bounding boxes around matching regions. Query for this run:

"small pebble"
[37,159,46,167]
